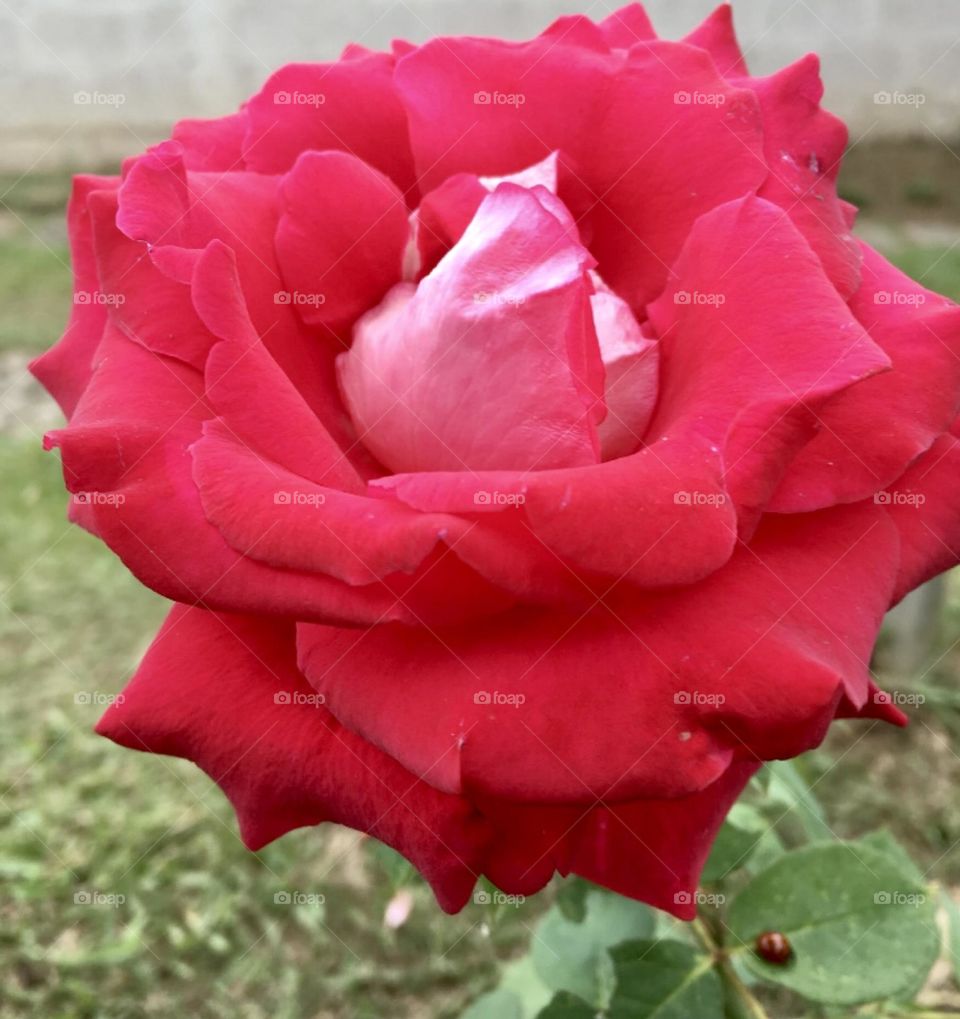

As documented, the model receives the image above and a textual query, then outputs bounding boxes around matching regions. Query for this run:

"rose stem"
[691,916,771,1019]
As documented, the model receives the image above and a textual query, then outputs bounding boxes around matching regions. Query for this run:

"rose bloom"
[33,4,960,917]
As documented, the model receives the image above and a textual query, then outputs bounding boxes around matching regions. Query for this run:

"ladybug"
[755,931,793,965]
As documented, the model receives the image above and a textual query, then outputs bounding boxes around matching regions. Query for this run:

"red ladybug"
[755,931,793,964]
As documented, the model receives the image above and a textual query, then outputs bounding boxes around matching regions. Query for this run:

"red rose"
[33,4,960,917]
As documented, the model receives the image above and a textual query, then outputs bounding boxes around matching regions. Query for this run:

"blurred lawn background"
[2,142,960,1018]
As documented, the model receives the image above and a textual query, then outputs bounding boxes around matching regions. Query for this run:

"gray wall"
[3,0,959,173]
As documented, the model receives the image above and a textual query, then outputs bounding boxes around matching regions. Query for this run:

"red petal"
[771,244,960,512]
[46,325,411,626]
[29,175,117,417]
[171,112,247,171]
[596,4,657,48]
[683,4,747,76]
[96,605,488,912]
[743,56,861,297]
[276,151,409,329]
[242,53,416,195]
[879,423,960,602]
[646,196,889,522]
[298,502,897,803]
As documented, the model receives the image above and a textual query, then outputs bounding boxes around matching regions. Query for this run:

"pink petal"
[338,183,603,474]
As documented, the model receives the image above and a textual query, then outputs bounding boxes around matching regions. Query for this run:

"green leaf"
[532,889,655,1007]
[942,890,960,991]
[728,841,939,1005]
[856,830,924,884]
[702,803,769,882]
[536,991,598,1018]
[555,876,591,923]
[607,940,724,1019]
[761,760,830,841]
[500,955,553,1017]
[462,988,524,1019]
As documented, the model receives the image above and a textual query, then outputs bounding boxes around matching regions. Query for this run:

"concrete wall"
[2,0,959,172]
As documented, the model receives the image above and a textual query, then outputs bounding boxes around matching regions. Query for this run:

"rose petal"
[96,605,488,912]
[683,3,747,76]
[338,183,603,474]
[298,501,896,803]
[243,52,416,195]
[29,175,118,417]
[646,195,889,522]
[771,243,960,512]
[276,151,409,329]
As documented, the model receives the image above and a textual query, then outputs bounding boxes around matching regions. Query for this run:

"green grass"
[886,243,960,303]
[0,441,534,1018]
[0,228,71,353]
[2,205,960,1016]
